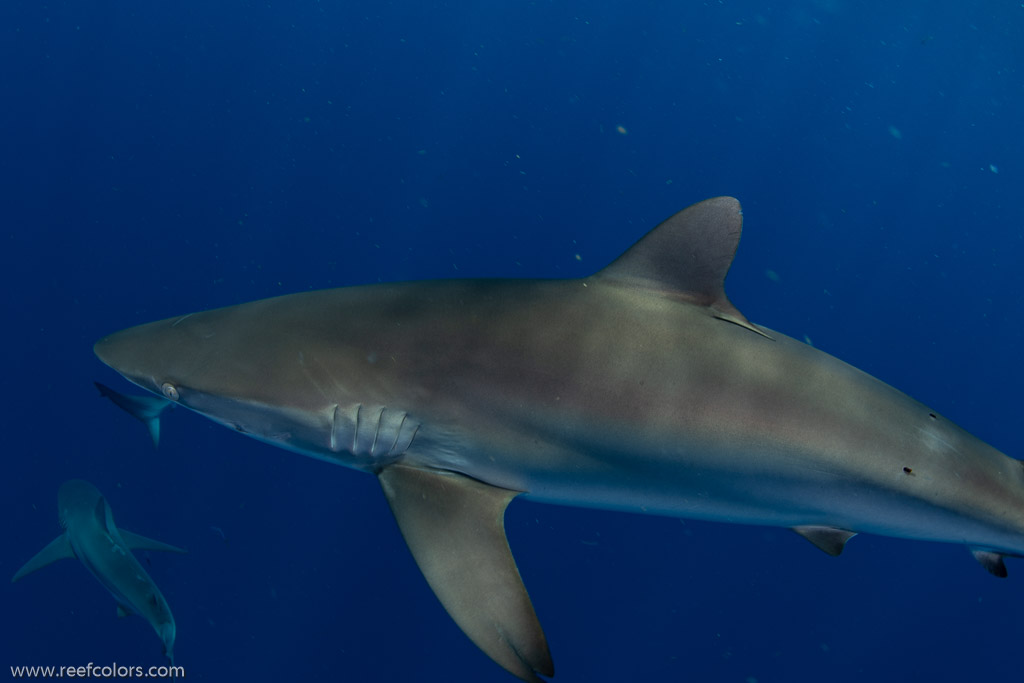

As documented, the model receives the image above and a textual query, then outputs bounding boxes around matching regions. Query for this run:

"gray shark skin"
[93,197,1024,681]
[12,480,185,663]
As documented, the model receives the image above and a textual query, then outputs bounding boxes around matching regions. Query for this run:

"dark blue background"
[2,2,1022,681]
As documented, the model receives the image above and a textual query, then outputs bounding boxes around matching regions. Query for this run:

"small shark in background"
[93,197,1024,681]
[12,479,185,662]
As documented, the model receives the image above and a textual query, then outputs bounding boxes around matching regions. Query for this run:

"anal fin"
[378,465,552,683]
[793,525,857,557]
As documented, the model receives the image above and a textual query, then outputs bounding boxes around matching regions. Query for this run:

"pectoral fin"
[378,465,553,683]
[11,534,74,582]
[119,530,187,554]
[94,381,174,448]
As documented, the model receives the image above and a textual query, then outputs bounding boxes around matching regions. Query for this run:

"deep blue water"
[3,2,1023,681]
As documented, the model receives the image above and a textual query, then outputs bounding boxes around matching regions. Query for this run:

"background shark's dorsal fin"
[597,196,769,338]
[379,465,553,683]
[94,497,116,533]
[11,534,75,582]
[120,529,187,554]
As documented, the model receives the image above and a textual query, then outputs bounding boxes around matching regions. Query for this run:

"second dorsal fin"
[793,525,858,556]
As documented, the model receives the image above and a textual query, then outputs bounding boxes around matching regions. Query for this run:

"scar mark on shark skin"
[171,314,194,328]
[916,425,958,456]
[298,350,349,406]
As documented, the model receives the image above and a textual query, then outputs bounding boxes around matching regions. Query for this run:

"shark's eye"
[161,383,180,401]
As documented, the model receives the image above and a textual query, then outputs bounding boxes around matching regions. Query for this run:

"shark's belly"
[446,431,1024,555]
[405,374,1024,556]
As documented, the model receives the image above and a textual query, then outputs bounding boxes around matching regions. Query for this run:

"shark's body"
[12,480,185,662]
[94,197,1024,681]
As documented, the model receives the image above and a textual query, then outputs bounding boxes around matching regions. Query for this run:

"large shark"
[12,479,185,662]
[93,196,1024,681]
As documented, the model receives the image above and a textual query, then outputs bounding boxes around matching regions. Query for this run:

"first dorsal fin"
[597,196,769,338]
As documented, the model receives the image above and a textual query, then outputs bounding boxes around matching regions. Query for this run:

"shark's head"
[96,304,310,435]
[94,298,401,468]
[95,310,233,403]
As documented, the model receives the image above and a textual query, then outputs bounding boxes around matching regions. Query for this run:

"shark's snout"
[93,334,120,370]
[94,325,150,376]
[94,328,152,393]
[94,317,187,389]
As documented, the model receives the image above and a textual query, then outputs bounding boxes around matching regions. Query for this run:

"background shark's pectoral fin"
[94,381,173,449]
[793,525,858,556]
[119,529,187,554]
[116,603,134,618]
[378,465,553,683]
[11,534,74,582]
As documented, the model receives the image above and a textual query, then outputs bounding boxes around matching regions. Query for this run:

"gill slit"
[370,407,385,455]
[352,403,363,453]
[388,413,407,455]
[330,404,340,452]
[407,423,421,453]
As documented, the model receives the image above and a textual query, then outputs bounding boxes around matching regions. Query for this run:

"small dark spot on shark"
[903,467,914,475]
